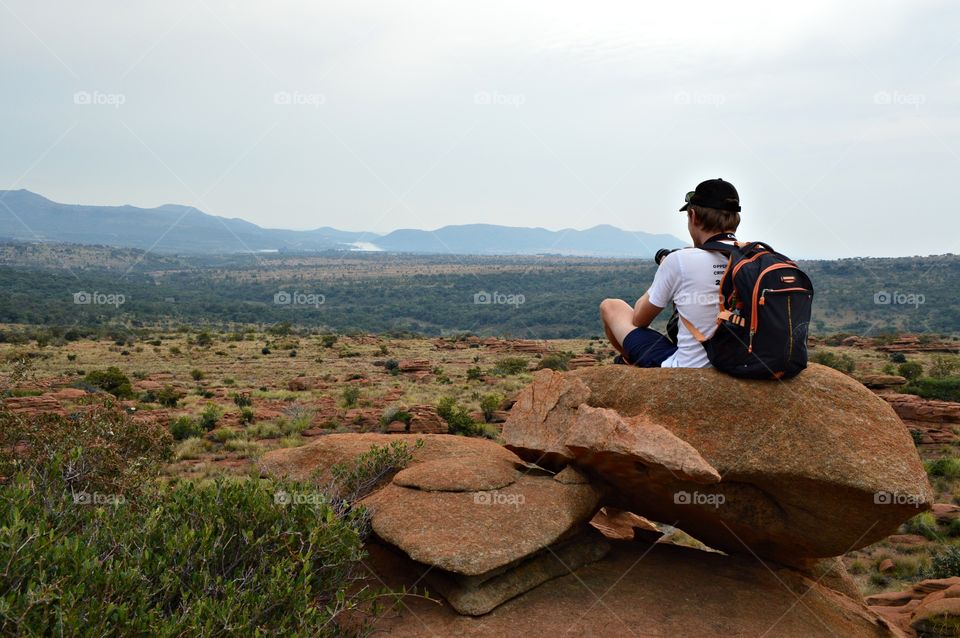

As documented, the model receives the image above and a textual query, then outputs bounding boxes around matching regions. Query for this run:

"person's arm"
[632,292,663,328]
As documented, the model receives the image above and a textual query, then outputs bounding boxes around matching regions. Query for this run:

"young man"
[599,178,741,368]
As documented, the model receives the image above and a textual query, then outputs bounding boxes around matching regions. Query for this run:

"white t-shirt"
[646,244,731,368]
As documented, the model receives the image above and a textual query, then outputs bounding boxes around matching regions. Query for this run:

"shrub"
[466,366,483,381]
[83,366,134,398]
[436,396,478,436]
[233,392,253,408]
[492,357,529,376]
[262,347,271,355]
[170,416,204,441]
[0,400,171,495]
[190,368,204,381]
[156,385,184,408]
[239,407,255,424]
[247,421,283,439]
[224,438,264,459]
[0,474,387,636]
[384,359,400,375]
[342,386,361,408]
[930,355,960,379]
[209,428,238,443]
[321,335,338,348]
[195,331,214,347]
[539,353,573,371]
[809,351,855,374]
[479,393,504,422]
[925,457,960,479]
[380,406,412,428]
[925,545,960,579]
[199,403,223,431]
[889,352,907,364]
[905,377,960,402]
[903,512,939,541]
[175,436,211,460]
[329,438,423,502]
[898,361,924,381]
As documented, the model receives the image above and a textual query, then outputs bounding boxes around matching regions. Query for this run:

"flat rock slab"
[393,455,519,492]
[367,540,898,638]
[503,365,933,563]
[259,433,520,483]
[363,475,600,576]
[424,526,610,616]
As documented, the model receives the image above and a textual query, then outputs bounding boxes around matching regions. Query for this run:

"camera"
[655,248,678,265]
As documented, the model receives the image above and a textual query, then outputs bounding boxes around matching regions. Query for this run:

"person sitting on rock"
[599,178,741,368]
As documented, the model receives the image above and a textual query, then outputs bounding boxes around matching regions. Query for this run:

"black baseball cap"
[679,178,741,212]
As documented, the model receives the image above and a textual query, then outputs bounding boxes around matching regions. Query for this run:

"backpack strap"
[679,314,708,343]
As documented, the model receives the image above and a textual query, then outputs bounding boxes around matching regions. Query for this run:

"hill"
[0,190,683,258]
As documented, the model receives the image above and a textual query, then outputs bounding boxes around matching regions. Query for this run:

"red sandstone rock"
[503,365,932,563]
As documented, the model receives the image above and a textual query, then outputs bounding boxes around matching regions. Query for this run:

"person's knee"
[599,298,620,320]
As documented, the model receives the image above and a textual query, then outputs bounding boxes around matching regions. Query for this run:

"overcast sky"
[1,0,958,258]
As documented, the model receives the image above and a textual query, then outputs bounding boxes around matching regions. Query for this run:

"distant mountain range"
[0,190,685,257]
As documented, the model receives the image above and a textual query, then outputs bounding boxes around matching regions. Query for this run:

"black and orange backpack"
[680,239,814,379]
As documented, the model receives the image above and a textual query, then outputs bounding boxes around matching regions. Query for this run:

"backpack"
[679,238,814,379]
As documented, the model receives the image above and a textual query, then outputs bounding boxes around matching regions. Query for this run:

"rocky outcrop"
[503,364,933,564]
[370,539,901,637]
[260,433,606,615]
[867,577,960,636]
[882,393,960,446]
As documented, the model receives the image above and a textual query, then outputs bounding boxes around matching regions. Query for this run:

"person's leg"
[599,298,636,354]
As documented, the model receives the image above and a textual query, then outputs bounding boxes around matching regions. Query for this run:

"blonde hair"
[689,206,740,233]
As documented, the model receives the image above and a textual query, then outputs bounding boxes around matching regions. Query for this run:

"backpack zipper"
[749,264,805,352]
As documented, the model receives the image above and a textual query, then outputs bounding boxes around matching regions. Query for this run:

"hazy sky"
[1,0,958,258]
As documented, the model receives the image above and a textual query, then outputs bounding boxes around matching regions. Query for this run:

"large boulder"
[503,364,933,563]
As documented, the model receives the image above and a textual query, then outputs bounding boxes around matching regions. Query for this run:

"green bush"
[539,352,573,371]
[321,335,338,348]
[905,377,960,402]
[898,361,924,381]
[239,407,255,424]
[926,457,960,479]
[0,400,171,496]
[330,438,423,502]
[83,366,134,398]
[190,368,204,381]
[479,393,503,422]
[156,385,184,408]
[925,545,960,579]
[809,351,855,374]
[0,474,387,636]
[341,386,361,408]
[170,416,204,441]
[466,366,483,381]
[492,357,529,376]
[199,403,223,431]
[930,355,960,379]
[904,512,939,541]
[436,396,478,436]
[889,352,907,364]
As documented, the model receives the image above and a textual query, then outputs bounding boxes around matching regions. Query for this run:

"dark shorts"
[619,327,678,368]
